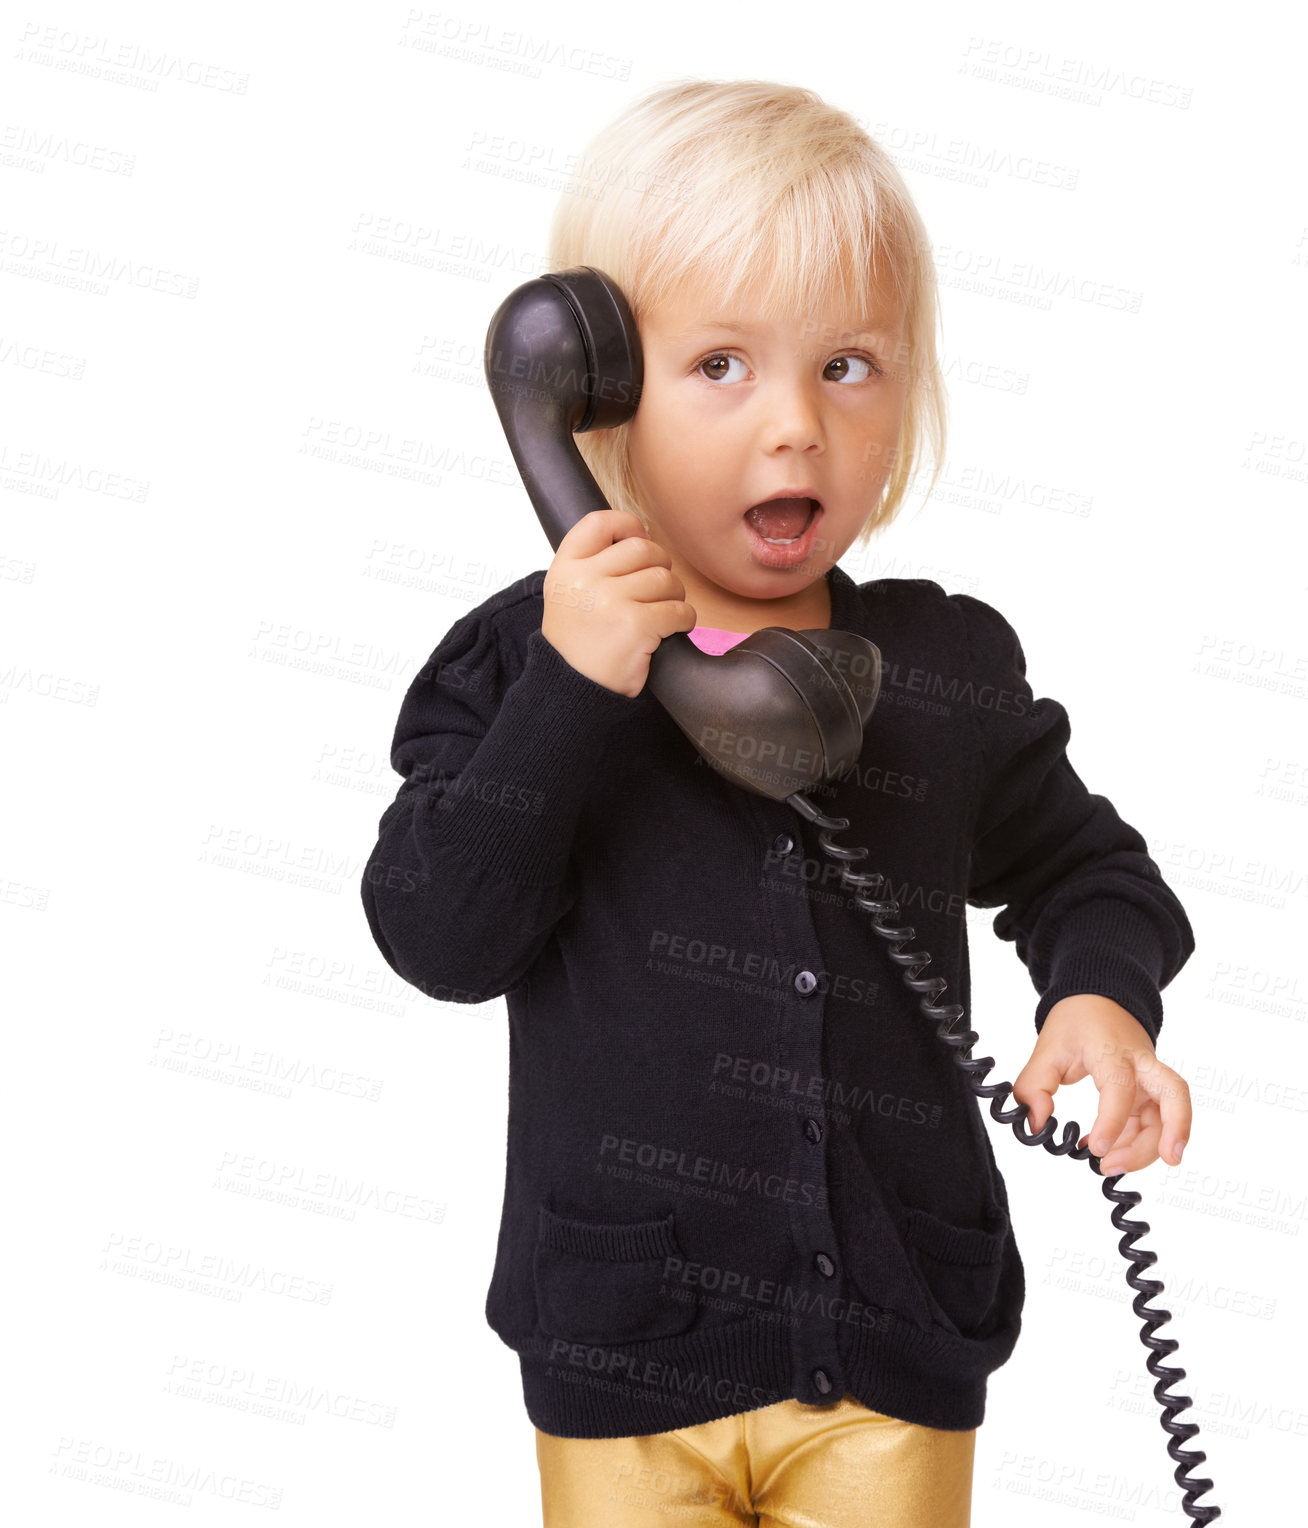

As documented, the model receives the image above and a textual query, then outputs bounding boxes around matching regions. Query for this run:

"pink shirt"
[687,624,749,655]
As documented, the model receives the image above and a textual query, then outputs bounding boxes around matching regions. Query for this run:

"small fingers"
[1097,1114,1159,1176]
[1143,1059,1192,1166]
[1087,1065,1138,1159]
[1012,1053,1064,1134]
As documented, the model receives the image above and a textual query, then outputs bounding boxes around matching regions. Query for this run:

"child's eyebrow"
[672,319,893,340]
[662,320,752,338]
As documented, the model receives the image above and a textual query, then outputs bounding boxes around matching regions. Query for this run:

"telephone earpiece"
[483,265,881,802]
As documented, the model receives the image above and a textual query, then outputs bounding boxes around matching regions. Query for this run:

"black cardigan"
[361,561,1194,1437]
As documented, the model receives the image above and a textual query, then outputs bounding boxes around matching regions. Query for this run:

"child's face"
[625,267,908,619]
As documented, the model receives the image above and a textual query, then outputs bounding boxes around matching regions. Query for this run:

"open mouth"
[743,497,819,544]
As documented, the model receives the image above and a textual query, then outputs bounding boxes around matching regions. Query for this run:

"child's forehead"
[647,270,903,340]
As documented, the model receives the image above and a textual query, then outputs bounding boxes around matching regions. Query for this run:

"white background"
[4,1,1305,1522]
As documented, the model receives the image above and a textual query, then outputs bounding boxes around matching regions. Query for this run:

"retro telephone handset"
[484,266,1220,1523]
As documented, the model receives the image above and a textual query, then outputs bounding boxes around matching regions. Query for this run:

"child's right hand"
[540,509,697,698]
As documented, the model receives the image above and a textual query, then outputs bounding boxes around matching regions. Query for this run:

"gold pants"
[535,1393,976,1527]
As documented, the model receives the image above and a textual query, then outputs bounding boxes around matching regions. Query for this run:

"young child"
[362,79,1195,1527]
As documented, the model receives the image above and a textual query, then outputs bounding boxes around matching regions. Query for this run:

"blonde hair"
[546,77,947,550]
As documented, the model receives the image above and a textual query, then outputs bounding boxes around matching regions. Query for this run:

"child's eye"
[697,353,747,384]
[824,354,882,384]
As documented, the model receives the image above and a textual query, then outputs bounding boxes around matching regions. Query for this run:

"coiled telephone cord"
[787,791,1221,1525]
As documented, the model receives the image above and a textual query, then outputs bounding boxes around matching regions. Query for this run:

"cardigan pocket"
[532,1203,697,1346]
[901,1203,1010,1340]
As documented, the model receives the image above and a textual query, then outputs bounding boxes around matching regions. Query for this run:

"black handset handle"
[483,266,880,801]
[485,268,642,551]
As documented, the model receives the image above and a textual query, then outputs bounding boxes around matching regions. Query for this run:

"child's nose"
[759,376,825,453]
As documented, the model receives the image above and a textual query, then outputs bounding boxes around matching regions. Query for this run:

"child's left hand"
[1010,993,1190,1176]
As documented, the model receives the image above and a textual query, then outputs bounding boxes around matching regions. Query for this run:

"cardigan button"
[803,1117,823,1144]
[812,1368,833,1396]
[815,1252,835,1278]
[794,970,818,996]
[771,833,794,856]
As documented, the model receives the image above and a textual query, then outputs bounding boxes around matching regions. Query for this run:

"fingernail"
[1091,1137,1110,1156]
[1173,1140,1186,1163]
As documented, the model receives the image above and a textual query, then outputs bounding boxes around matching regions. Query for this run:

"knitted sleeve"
[361,605,643,1004]
[954,594,1194,1044]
